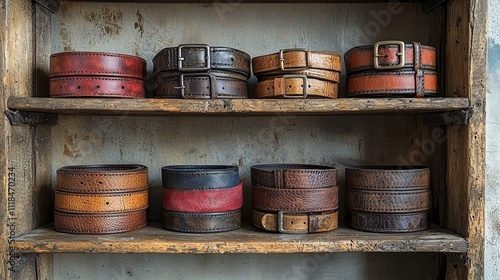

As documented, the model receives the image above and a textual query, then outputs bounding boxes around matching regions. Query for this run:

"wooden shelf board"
[67,1,419,3]
[14,222,468,254]
[7,97,470,116]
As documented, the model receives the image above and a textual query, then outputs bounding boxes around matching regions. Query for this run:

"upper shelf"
[7,97,469,116]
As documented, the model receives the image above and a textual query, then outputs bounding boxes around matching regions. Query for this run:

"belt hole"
[105,202,109,205]
[59,86,62,89]
[230,58,234,61]
[77,86,81,89]
[96,85,100,89]
[98,181,103,184]
[121,86,125,89]
[80,181,84,185]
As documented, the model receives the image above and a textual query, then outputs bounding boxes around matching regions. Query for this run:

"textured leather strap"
[344,42,437,74]
[154,70,248,99]
[163,182,243,212]
[161,165,240,189]
[54,209,147,234]
[346,70,437,97]
[347,210,430,233]
[49,76,145,98]
[54,189,149,213]
[252,209,338,233]
[346,188,432,213]
[50,51,146,79]
[252,49,342,75]
[56,164,148,193]
[251,164,337,189]
[257,68,340,83]
[252,185,339,212]
[345,166,430,191]
[254,76,338,99]
[153,45,251,77]
[162,209,241,233]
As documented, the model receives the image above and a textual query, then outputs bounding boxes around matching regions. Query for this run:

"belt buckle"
[279,48,308,71]
[174,73,215,99]
[373,40,406,70]
[178,44,211,72]
[281,74,308,99]
[277,210,309,234]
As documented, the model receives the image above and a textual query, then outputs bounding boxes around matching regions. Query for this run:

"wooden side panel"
[446,0,487,279]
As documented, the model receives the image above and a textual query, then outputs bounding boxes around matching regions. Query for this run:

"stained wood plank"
[7,97,470,116]
[14,222,468,254]
[67,0,418,3]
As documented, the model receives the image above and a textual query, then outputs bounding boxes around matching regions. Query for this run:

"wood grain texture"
[14,222,468,254]
[445,0,487,279]
[7,97,470,116]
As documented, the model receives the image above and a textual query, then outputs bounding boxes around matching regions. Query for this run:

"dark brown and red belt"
[251,164,338,233]
[161,165,243,233]
[53,164,149,234]
[344,41,438,97]
[345,166,431,233]
[49,51,146,98]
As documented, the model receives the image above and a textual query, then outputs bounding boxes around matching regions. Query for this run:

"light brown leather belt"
[54,189,149,213]
[252,49,342,75]
[56,164,148,193]
[345,41,438,98]
[155,70,248,99]
[153,44,251,77]
[347,210,430,233]
[252,209,338,233]
[254,76,338,99]
[54,210,147,234]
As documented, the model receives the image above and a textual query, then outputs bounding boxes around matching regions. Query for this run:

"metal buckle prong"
[178,44,211,72]
[279,48,308,71]
[281,74,308,99]
[277,210,309,234]
[373,41,406,70]
[175,73,215,99]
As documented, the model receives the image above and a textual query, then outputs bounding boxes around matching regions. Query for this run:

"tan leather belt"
[347,210,430,233]
[251,164,337,189]
[252,209,338,233]
[162,209,241,233]
[54,189,149,213]
[56,164,149,193]
[153,44,251,77]
[252,49,342,76]
[346,189,432,213]
[345,166,430,190]
[345,41,438,98]
[49,76,146,98]
[254,75,338,99]
[155,70,248,99]
[54,210,147,234]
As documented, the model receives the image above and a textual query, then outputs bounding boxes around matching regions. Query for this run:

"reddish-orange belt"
[344,41,438,97]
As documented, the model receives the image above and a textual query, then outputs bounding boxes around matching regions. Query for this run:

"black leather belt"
[161,165,240,189]
[162,209,242,233]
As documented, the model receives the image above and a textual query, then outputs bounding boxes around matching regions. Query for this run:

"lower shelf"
[14,221,468,254]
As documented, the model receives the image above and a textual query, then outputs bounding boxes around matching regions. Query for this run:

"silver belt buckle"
[177,44,211,72]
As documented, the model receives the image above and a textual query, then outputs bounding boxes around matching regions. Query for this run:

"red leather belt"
[50,52,146,79]
[54,210,147,234]
[153,44,251,77]
[155,70,248,99]
[345,41,438,98]
[50,76,145,98]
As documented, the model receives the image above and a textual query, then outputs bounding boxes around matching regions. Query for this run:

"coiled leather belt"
[53,164,149,234]
[161,165,242,233]
[344,41,437,97]
[345,166,431,233]
[251,164,338,233]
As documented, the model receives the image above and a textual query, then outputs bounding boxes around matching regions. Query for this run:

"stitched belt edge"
[49,76,146,98]
[50,51,146,79]
[161,165,240,190]
[345,166,430,190]
[347,209,430,233]
[252,185,339,212]
[252,209,338,233]
[162,182,243,212]
[346,188,432,213]
[162,209,242,233]
[254,75,338,99]
[54,189,149,213]
[251,164,337,189]
[57,164,149,193]
[255,68,340,83]
[153,45,251,77]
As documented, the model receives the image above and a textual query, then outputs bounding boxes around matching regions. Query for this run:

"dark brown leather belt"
[344,41,437,98]
[252,209,338,233]
[56,164,149,193]
[162,209,241,233]
[346,189,432,213]
[54,210,147,234]
[345,166,430,190]
[54,189,149,213]
[50,51,146,79]
[153,44,251,77]
[347,210,430,233]
[155,70,248,99]
[251,164,337,188]
[49,76,146,98]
